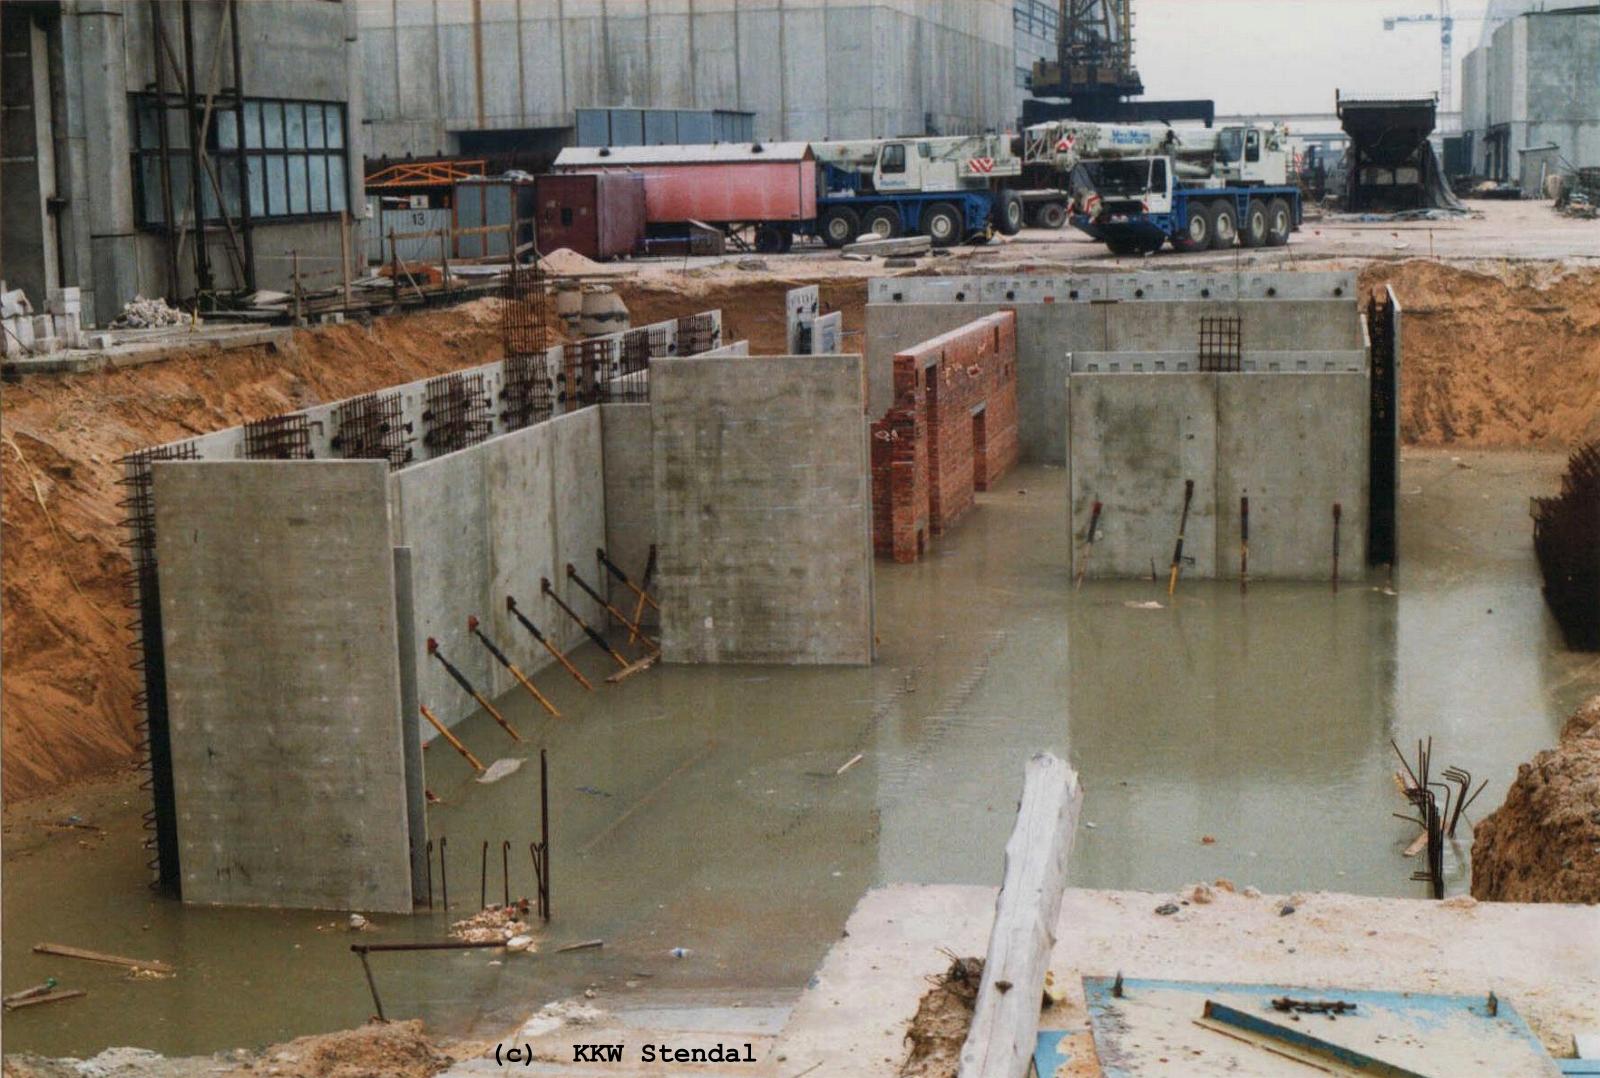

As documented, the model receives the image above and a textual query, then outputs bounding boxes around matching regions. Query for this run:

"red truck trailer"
[533,172,646,260]
[551,143,817,246]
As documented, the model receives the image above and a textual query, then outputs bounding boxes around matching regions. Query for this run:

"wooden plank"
[959,752,1083,1078]
[33,943,174,974]
[4,989,86,1011]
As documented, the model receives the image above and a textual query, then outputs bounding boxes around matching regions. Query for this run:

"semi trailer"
[552,134,1034,251]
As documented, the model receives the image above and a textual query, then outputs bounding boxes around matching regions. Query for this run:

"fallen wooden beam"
[843,234,933,258]
[33,943,174,974]
[4,989,86,1011]
[959,752,1083,1078]
[605,653,657,684]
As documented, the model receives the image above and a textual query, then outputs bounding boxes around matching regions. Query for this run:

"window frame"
[130,93,349,230]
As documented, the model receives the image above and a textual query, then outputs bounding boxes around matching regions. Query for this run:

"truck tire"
[1037,201,1068,230]
[863,206,902,240]
[1241,200,1269,248]
[755,224,791,254]
[995,191,1024,235]
[1174,203,1211,252]
[820,207,861,249]
[1265,198,1293,247]
[1208,200,1238,250]
[922,203,963,248]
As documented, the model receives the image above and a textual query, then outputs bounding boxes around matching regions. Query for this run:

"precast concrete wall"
[866,289,1364,461]
[600,403,657,615]
[152,460,413,913]
[390,409,607,732]
[652,353,873,665]
[1067,373,1370,581]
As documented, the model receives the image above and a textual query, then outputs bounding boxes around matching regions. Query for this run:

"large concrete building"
[1459,4,1600,187]
[357,0,1017,159]
[0,1,363,327]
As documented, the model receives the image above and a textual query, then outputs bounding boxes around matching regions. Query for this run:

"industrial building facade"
[0,0,362,327]
[1459,4,1600,189]
[357,0,1017,160]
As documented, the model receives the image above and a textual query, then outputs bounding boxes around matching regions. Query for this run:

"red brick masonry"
[871,311,1019,562]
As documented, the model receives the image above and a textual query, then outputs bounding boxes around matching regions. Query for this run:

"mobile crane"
[1018,120,1303,254]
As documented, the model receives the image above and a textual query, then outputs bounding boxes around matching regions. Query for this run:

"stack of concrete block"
[2,285,85,356]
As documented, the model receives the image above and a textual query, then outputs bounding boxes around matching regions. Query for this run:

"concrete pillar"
[73,3,140,327]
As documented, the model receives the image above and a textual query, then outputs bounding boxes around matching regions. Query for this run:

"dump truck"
[553,134,1032,252]
[1019,121,1303,253]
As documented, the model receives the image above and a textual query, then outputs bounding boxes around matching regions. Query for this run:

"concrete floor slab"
[774,883,1600,1077]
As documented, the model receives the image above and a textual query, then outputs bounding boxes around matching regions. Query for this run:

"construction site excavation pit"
[4,273,1599,1064]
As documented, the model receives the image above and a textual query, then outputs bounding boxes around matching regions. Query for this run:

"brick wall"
[870,311,1018,562]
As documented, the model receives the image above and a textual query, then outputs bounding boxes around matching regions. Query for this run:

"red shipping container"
[534,172,646,260]
[552,143,817,226]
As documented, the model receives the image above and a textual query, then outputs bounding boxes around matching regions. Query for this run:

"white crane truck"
[806,134,1028,248]
[1019,121,1303,254]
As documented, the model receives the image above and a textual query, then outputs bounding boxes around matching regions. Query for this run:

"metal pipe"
[227,0,255,290]
[541,748,550,920]
[479,839,488,910]
[1168,479,1195,597]
[1332,502,1342,592]
[597,548,660,612]
[439,835,449,910]
[356,948,384,1020]
[541,578,629,668]
[148,1,180,299]
[419,704,485,773]
[426,638,522,741]
[501,840,510,908]
[180,1,214,298]
[1240,495,1250,593]
[424,839,433,910]
[566,563,657,650]
[467,615,561,719]
[1075,500,1102,589]
[507,596,593,690]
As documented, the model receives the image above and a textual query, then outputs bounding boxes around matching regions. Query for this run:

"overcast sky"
[1132,0,1494,115]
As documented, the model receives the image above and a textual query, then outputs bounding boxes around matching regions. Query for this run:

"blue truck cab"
[1070,155,1302,255]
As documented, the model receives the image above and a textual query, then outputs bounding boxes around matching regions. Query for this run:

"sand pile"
[1472,694,1600,903]
[1359,260,1600,449]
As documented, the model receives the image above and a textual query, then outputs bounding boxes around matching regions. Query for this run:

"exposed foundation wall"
[652,353,874,665]
[152,460,413,913]
[871,312,1019,562]
[1067,373,1370,580]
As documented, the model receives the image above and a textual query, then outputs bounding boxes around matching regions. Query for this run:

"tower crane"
[1382,2,1487,113]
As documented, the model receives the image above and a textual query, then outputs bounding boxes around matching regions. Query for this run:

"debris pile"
[449,901,535,946]
[1556,168,1600,220]
[1472,695,1600,903]
[111,295,192,329]
[900,955,984,1078]
[2,285,88,357]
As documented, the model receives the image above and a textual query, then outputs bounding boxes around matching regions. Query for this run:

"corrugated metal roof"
[554,142,814,167]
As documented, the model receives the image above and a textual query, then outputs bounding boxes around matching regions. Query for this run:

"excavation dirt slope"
[1472,695,1600,903]
[1360,261,1600,449]
[0,301,515,801]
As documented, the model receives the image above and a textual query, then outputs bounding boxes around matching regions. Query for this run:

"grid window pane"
[306,104,325,149]
[166,108,188,150]
[285,103,305,149]
[308,155,328,213]
[263,101,284,148]
[217,110,238,150]
[247,156,266,217]
[266,154,287,214]
[325,106,343,148]
[244,101,262,148]
[328,155,346,212]
[141,156,166,223]
[288,156,308,214]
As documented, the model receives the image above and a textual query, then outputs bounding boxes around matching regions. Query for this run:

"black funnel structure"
[1336,93,1466,212]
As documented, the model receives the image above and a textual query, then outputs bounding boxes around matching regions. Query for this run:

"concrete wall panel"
[1215,374,1369,579]
[601,403,657,610]
[1068,375,1218,580]
[153,460,411,913]
[652,354,873,665]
